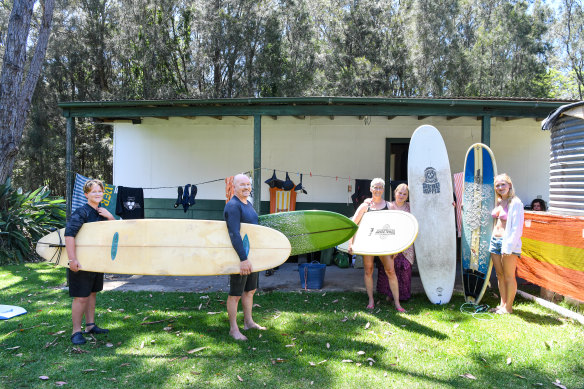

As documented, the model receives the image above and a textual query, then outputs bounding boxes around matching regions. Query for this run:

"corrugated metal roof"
[58,96,578,120]
[59,96,576,106]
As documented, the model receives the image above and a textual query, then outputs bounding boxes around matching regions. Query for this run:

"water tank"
[543,102,584,216]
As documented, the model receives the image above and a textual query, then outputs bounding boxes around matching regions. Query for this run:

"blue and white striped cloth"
[72,173,118,218]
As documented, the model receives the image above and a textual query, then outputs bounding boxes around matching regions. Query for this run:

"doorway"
[385,138,410,201]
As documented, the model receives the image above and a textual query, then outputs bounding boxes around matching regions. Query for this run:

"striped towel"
[72,173,118,218]
[453,172,464,238]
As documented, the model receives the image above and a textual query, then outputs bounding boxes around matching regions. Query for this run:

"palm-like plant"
[0,179,66,264]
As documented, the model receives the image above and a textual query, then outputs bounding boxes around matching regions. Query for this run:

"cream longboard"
[408,125,457,305]
[350,210,418,256]
[36,219,291,276]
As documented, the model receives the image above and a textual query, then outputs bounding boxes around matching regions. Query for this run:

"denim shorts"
[488,236,520,257]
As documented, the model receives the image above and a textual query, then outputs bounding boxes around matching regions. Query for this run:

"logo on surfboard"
[368,224,396,239]
[422,167,441,194]
[111,232,119,260]
[242,234,250,257]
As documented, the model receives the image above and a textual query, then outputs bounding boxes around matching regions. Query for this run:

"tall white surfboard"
[408,125,456,304]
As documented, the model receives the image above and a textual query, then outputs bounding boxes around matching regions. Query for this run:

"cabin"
[60,97,573,219]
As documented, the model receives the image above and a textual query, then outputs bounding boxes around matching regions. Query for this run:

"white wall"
[490,118,550,205]
[113,117,253,200]
[113,115,549,204]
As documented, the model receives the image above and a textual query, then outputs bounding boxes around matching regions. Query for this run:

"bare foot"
[366,301,375,310]
[243,321,266,331]
[395,305,406,313]
[230,330,248,341]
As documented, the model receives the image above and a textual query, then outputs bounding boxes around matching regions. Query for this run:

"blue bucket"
[298,261,326,289]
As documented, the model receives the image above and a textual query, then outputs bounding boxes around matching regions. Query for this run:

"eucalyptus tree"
[552,0,584,99]
[254,0,319,97]
[13,0,114,192]
[190,0,263,97]
[404,0,464,96]
[0,0,55,185]
[461,0,551,97]
[113,0,193,98]
[317,0,410,96]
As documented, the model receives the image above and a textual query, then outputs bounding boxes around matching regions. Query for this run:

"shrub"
[0,178,66,264]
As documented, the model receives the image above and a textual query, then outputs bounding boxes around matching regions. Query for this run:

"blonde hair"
[394,183,409,198]
[494,174,515,200]
[83,179,104,193]
[370,178,385,188]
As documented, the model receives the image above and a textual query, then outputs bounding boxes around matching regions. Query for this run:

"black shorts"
[229,272,259,296]
[67,269,104,297]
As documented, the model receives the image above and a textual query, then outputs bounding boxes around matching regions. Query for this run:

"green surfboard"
[259,210,358,256]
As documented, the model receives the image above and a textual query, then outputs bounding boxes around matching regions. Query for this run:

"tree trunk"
[0,0,55,184]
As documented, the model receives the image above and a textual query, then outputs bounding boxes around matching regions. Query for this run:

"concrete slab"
[103,263,464,295]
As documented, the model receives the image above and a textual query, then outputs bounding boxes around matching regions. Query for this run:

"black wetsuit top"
[224,196,258,261]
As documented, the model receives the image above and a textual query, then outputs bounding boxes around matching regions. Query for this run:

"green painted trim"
[66,117,75,218]
[481,115,491,146]
[144,198,356,219]
[145,198,227,220]
[59,97,572,120]
[253,115,261,214]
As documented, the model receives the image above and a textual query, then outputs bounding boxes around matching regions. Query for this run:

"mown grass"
[1,264,583,389]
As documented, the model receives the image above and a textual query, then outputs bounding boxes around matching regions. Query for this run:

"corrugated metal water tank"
[545,103,584,216]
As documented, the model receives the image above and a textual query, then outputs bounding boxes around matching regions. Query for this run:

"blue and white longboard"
[461,143,497,304]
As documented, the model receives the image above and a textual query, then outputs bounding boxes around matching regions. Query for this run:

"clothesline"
[139,168,355,190]
[253,167,353,181]
[141,177,227,190]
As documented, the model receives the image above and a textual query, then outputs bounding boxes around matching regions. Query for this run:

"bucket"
[298,261,326,289]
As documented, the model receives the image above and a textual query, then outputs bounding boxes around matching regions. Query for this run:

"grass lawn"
[1,264,583,389]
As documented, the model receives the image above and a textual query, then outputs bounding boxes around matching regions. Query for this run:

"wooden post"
[66,115,75,219]
[253,115,261,215]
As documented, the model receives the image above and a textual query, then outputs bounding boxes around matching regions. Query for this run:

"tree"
[460,0,551,97]
[405,0,463,96]
[0,0,55,184]
[552,0,584,99]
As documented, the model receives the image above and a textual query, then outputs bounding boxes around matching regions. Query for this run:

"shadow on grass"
[512,307,564,325]
[0,264,66,296]
[2,267,582,388]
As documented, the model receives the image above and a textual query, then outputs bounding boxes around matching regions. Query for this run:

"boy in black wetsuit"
[65,179,115,345]
[224,174,266,340]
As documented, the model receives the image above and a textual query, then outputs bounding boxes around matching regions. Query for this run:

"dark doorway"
[385,138,410,201]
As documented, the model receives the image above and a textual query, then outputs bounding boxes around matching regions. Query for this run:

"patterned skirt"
[376,253,412,301]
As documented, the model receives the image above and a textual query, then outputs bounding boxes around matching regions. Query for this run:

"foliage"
[1,264,584,388]
[1,0,581,193]
[550,0,584,99]
[0,179,66,264]
[0,0,55,184]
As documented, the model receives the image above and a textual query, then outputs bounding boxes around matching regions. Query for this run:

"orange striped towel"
[225,176,234,203]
